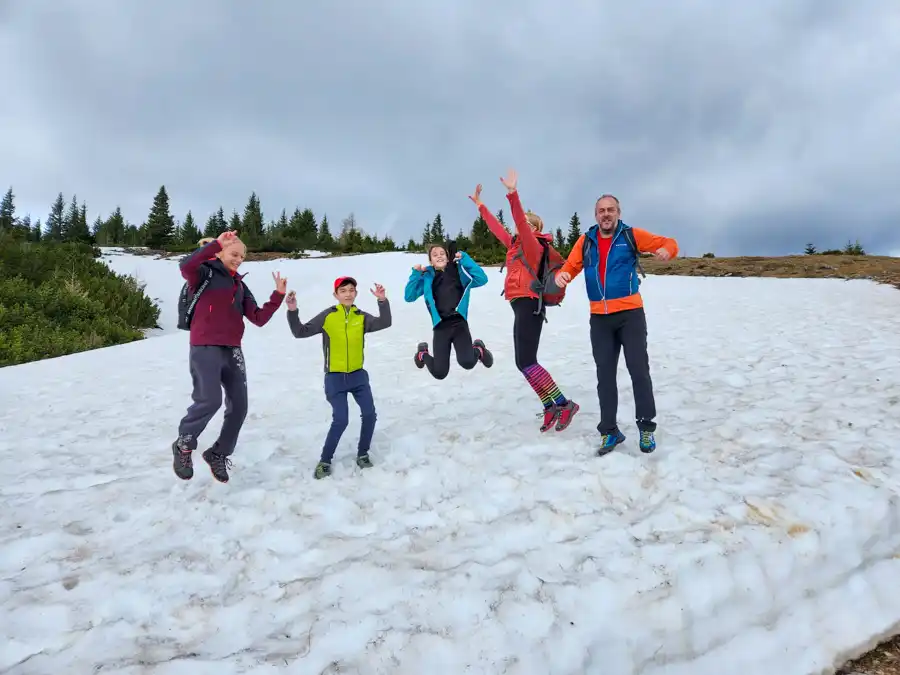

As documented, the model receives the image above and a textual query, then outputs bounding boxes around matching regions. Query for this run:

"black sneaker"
[202,448,232,483]
[414,342,428,369]
[473,339,493,368]
[172,441,193,480]
[314,461,332,479]
[356,454,373,469]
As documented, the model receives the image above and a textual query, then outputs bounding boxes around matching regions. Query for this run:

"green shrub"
[0,236,161,366]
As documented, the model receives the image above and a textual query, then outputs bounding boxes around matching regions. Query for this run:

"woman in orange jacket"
[469,169,579,433]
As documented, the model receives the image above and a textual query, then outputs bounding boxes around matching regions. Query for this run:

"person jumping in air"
[172,230,286,483]
[554,193,678,455]
[285,276,391,479]
[404,240,494,379]
[469,169,579,433]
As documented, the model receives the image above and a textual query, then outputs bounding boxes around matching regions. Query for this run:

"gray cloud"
[2,0,899,256]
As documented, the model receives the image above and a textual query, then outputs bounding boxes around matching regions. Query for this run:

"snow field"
[0,250,899,674]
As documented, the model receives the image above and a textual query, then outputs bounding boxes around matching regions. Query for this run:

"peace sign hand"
[272,271,288,294]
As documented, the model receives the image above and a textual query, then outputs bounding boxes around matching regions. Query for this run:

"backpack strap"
[186,266,212,317]
[509,246,549,321]
[622,226,647,279]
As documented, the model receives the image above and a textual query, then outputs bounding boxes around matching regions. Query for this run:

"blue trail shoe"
[597,429,626,456]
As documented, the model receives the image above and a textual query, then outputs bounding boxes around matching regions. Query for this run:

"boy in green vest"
[286,276,392,479]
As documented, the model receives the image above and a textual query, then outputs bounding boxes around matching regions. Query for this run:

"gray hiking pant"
[589,307,657,435]
[177,346,248,456]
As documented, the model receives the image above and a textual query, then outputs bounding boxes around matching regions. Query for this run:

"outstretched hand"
[500,168,518,192]
[371,283,386,301]
[285,290,297,310]
[272,271,288,294]
[468,184,483,208]
[555,271,572,288]
[653,248,672,261]
[413,264,426,272]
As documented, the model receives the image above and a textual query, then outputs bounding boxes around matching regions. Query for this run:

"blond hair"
[525,210,544,232]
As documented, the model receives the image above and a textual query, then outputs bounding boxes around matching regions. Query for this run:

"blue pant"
[321,369,377,463]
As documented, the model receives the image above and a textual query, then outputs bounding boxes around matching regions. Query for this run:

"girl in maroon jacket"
[172,230,286,483]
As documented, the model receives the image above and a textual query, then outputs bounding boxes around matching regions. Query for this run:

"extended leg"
[349,370,377,467]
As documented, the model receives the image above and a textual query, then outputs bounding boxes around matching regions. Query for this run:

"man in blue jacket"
[404,241,494,379]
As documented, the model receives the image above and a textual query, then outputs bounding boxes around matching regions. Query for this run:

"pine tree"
[566,212,582,249]
[421,222,431,247]
[228,211,242,232]
[274,209,289,235]
[106,207,126,244]
[46,193,65,240]
[0,187,15,231]
[181,211,201,244]
[430,213,445,242]
[470,214,491,247]
[32,218,43,242]
[554,227,565,251]
[241,192,264,245]
[297,208,318,247]
[318,214,334,250]
[804,242,817,255]
[145,185,176,249]
[66,201,91,243]
[62,194,79,240]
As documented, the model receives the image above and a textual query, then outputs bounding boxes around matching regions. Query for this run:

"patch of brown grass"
[838,634,900,674]
[640,254,900,291]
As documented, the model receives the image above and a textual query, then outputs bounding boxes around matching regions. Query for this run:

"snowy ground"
[2,250,900,674]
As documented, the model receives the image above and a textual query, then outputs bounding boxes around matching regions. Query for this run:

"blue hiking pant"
[321,369,377,463]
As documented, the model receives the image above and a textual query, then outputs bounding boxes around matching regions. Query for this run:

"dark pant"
[322,369,377,463]
[511,297,544,371]
[177,345,248,456]
[423,315,478,380]
[589,307,657,434]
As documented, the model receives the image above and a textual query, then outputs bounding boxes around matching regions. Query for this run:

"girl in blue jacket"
[404,240,493,379]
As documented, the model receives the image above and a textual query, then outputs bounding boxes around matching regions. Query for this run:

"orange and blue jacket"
[561,222,678,315]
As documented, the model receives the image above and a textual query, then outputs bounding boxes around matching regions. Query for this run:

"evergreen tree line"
[0,185,589,264]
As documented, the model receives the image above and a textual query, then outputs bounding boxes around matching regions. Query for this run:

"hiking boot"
[539,406,559,432]
[202,448,232,483]
[473,339,493,368]
[172,441,193,480]
[596,429,626,457]
[356,454,373,469]
[639,429,656,453]
[555,400,579,431]
[414,342,428,369]
[314,461,332,479]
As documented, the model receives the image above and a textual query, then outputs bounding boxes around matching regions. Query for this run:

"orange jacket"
[479,190,559,301]
[561,224,678,314]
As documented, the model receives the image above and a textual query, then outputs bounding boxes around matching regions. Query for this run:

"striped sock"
[522,363,568,408]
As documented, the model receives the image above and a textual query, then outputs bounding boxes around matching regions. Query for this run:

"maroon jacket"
[180,240,284,347]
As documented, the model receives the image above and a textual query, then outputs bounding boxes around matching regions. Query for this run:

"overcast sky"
[2,0,899,256]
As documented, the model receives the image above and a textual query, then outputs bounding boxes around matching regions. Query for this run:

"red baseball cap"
[334,276,357,291]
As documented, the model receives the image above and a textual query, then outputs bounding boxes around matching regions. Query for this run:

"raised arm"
[457,251,488,288]
[242,271,286,327]
[632,227,679,259]
[470,183,513,248]
[503,185,544,267]
[363,297,392,333]
[286,306,331,338]
[404,267,426,302]
[180,239,221,288]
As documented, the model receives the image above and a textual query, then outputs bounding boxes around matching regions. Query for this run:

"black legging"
[423,315,478,380]
[510,297,543,371]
